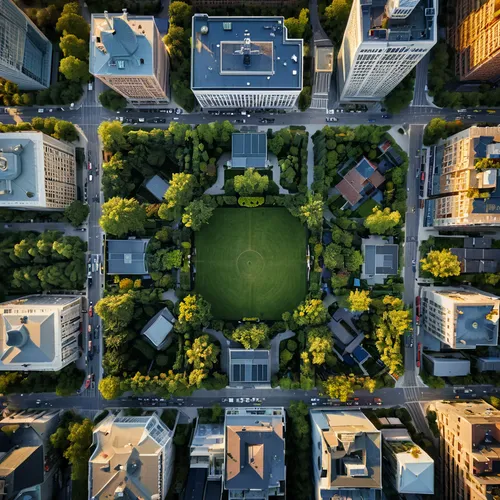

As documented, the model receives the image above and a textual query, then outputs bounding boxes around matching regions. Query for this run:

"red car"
[84,375,91,389]
[420,172,425,182]
[88,162,92,170]
[88,305,93,317]
[374,398,382,405]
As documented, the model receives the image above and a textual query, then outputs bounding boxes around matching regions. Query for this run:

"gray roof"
[231,133,267,168]
[456,304,497,346]
[140,307,175,349]
[107,239,149,275]
[191,15,303,91]
[423,353,470,376]
[451,247,500,273]
[364,244,398,275]
[477,357,500,372]
[144,175,169,201]
[90,12,157,77]
[229,349,270,384]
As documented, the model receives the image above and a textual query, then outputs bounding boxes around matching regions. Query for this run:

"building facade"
[191,15,303,109]
[90,11,169,105]
[448,0,500,82]
[0,131,77,210]
[89,412,174,499]
[337,0,437,102]
[435,400,500,500]
[310,410,382,500]
[0,295,82,371]
[421,287,500,349]
[425,126,500,228]
[0,0,52,90]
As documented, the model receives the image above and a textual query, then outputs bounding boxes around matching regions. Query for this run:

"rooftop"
[363,240,398,276]
[191,15,303,91]
[140,307,175,349]
[107,239,149,275]
[90,11,157,77]
[144,175,169,201]
[229,349,270,384]
[231,133,267,168]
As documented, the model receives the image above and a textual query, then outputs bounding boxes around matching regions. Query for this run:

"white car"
[138,117,145,123]
[89,174,93,182]
[38,108,44,113]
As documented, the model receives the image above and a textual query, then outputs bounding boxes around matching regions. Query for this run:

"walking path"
[270,330,296,375]
[204,164,225,195]
[203,328,238,374]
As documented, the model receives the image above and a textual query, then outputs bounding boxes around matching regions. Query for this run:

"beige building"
[435,400,500,500]
[449,0,500,81]
[421,287,500,349]
[427,126,500,228]
[310,410,382,500]
[90,11,169,105]
[0,295,82,371]
[89,412,174,499]
[0,132,76,210]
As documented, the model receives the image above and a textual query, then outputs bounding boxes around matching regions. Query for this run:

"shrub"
[223,196,237,205]
[238,197,265,208]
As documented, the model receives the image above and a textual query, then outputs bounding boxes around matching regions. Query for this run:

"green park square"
[195,208,307,320]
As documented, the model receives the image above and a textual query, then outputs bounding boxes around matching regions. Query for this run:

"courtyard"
[195,207,307,320]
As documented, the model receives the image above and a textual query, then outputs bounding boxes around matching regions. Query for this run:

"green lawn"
[353,198,379,218]
[195,208,307,320]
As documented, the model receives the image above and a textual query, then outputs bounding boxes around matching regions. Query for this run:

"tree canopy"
[186,334,220,370]
[95,293,135,331]
[160,173,197,220]
[347,290,372,312]
[232,323,270,349]
[59,34,88,60]
[64,200,89,226]
[98,376,122,400]
[307,326,333,365]
[98,121,128,152]
[420,249,461,278]
[292,299,328,326]
[99,197,147,237]
[298,192,324,230]
[177,294,212,331]
[99,89,127,112]
[364,206,401,234]
[234,168,269,196]
[182,199,215,230]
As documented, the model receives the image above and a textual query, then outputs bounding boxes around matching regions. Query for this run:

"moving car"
[88,303,93,317]
[88,162,92,170]
[89,174,93,182]
[88,340,92,354]
[84,375,91,389]
[373,397,382,405]
[87,324,92,333]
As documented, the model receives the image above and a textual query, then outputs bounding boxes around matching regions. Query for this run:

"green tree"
[59,56,88,82]
[324,243,344,270]
[95,293,134,330]
[64,200,89,227]
[284,8,310,38]
[53,120,78,141]
[177,294,212,331]
[292,299,328,326]
[182,199,215,230]
[298,86,312,111]
[383,71,415,114]
[298,192,324,230]
[186,334,220,370]
[234,168,269,196]
[98,121,128,152]
[420,249,461,278]
[99,90,127,112]
[232,323,270,349]
[169,1,193,28]
[323,0,352,45]
[347,290,372,312]
[423,118,447,146]
[475,158,498,171]
[98,376,122,400]
[59,34,88,60]
[159,173,197,220]
[99,197,147,237]
[364,206,401,234]
[56,12,90,41]
[64,419,93,480]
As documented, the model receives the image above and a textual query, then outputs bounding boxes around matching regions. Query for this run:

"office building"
[435,400,500,500]
[191,15,303,109]
[425,126,500,228]
[421,287,500,349]
[337,0,437,102]
[0,131,77,210]
[89,412,174,499]
[310,409,382,500]
[0,409,62,500]
[90,11,169,105]
[0,295,82,371]
[449,0,500,82]
[0,0,52,90]
[224,407,286,499]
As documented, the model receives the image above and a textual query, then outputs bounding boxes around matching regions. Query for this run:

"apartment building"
[310,409,382,500]
[381,428,434,495]
[224,407,286,499]
[448,0,500,82]
[89,412,174,499]
[0,0,52,90]
[191,15,303,109]
[90,11,169,105]
[435,400,500,500]
[0,295,82,371]
[425,126,500,228]
[337,0,437,102]
[0,131,77,210]
[421,287,500,349]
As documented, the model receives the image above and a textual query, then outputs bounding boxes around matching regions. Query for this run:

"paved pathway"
[203,328,238,374]
[268,153,289,194]
[204,164,225,195]
[270,330,296,375]
[307,134,315,189]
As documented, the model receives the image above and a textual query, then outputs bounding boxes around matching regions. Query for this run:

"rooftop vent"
[201,25,209,35]
[117,60,125,69]
[223,22,232,31]
[291,54,298,63]
[292,70,297,75]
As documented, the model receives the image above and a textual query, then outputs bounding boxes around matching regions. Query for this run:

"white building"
[0,295,81,371]
[191,15,303,109]
[337,0,437,102]
[89,412,174,499]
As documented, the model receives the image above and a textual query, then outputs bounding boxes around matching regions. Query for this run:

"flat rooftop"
[191,15,303,91]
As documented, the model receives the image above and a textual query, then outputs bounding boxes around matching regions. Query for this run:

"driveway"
[270,329,296,375]
[203,328,238,374]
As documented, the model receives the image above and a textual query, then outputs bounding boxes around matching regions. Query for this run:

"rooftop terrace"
[191,15,303,91]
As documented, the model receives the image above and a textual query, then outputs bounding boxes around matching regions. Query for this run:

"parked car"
[84,375,91,389]
[88,303,93,317]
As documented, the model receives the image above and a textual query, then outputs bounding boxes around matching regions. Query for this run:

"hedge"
[238,197,265,207]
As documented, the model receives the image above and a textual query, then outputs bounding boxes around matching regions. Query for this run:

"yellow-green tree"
[323,374,357,402]
[292,299,328,326]
[177,294,212,331]
[98,376,122,400]
[99,197,147,237]
[232,323,270,349]
[364,207,401,234]
[186,334,220,370]
[307,326,332,365]
[420,249,461,278]
[347,290,372,312]
[299,192,324,230]
[95,292,134,330]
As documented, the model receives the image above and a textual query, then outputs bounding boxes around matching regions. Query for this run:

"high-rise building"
[191,15,303,109]
[0,131,77,210]
[90,11,169,105]
[421,287,500,349]
[0,0,52,90]
[310,409,382,500]
[449,0,500,82]
[0,295,82,371]
[337,0,437,102]
[224,407,286,499]
[435,400,500,500]
[89,412,174,499]
[424,126,500,228]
